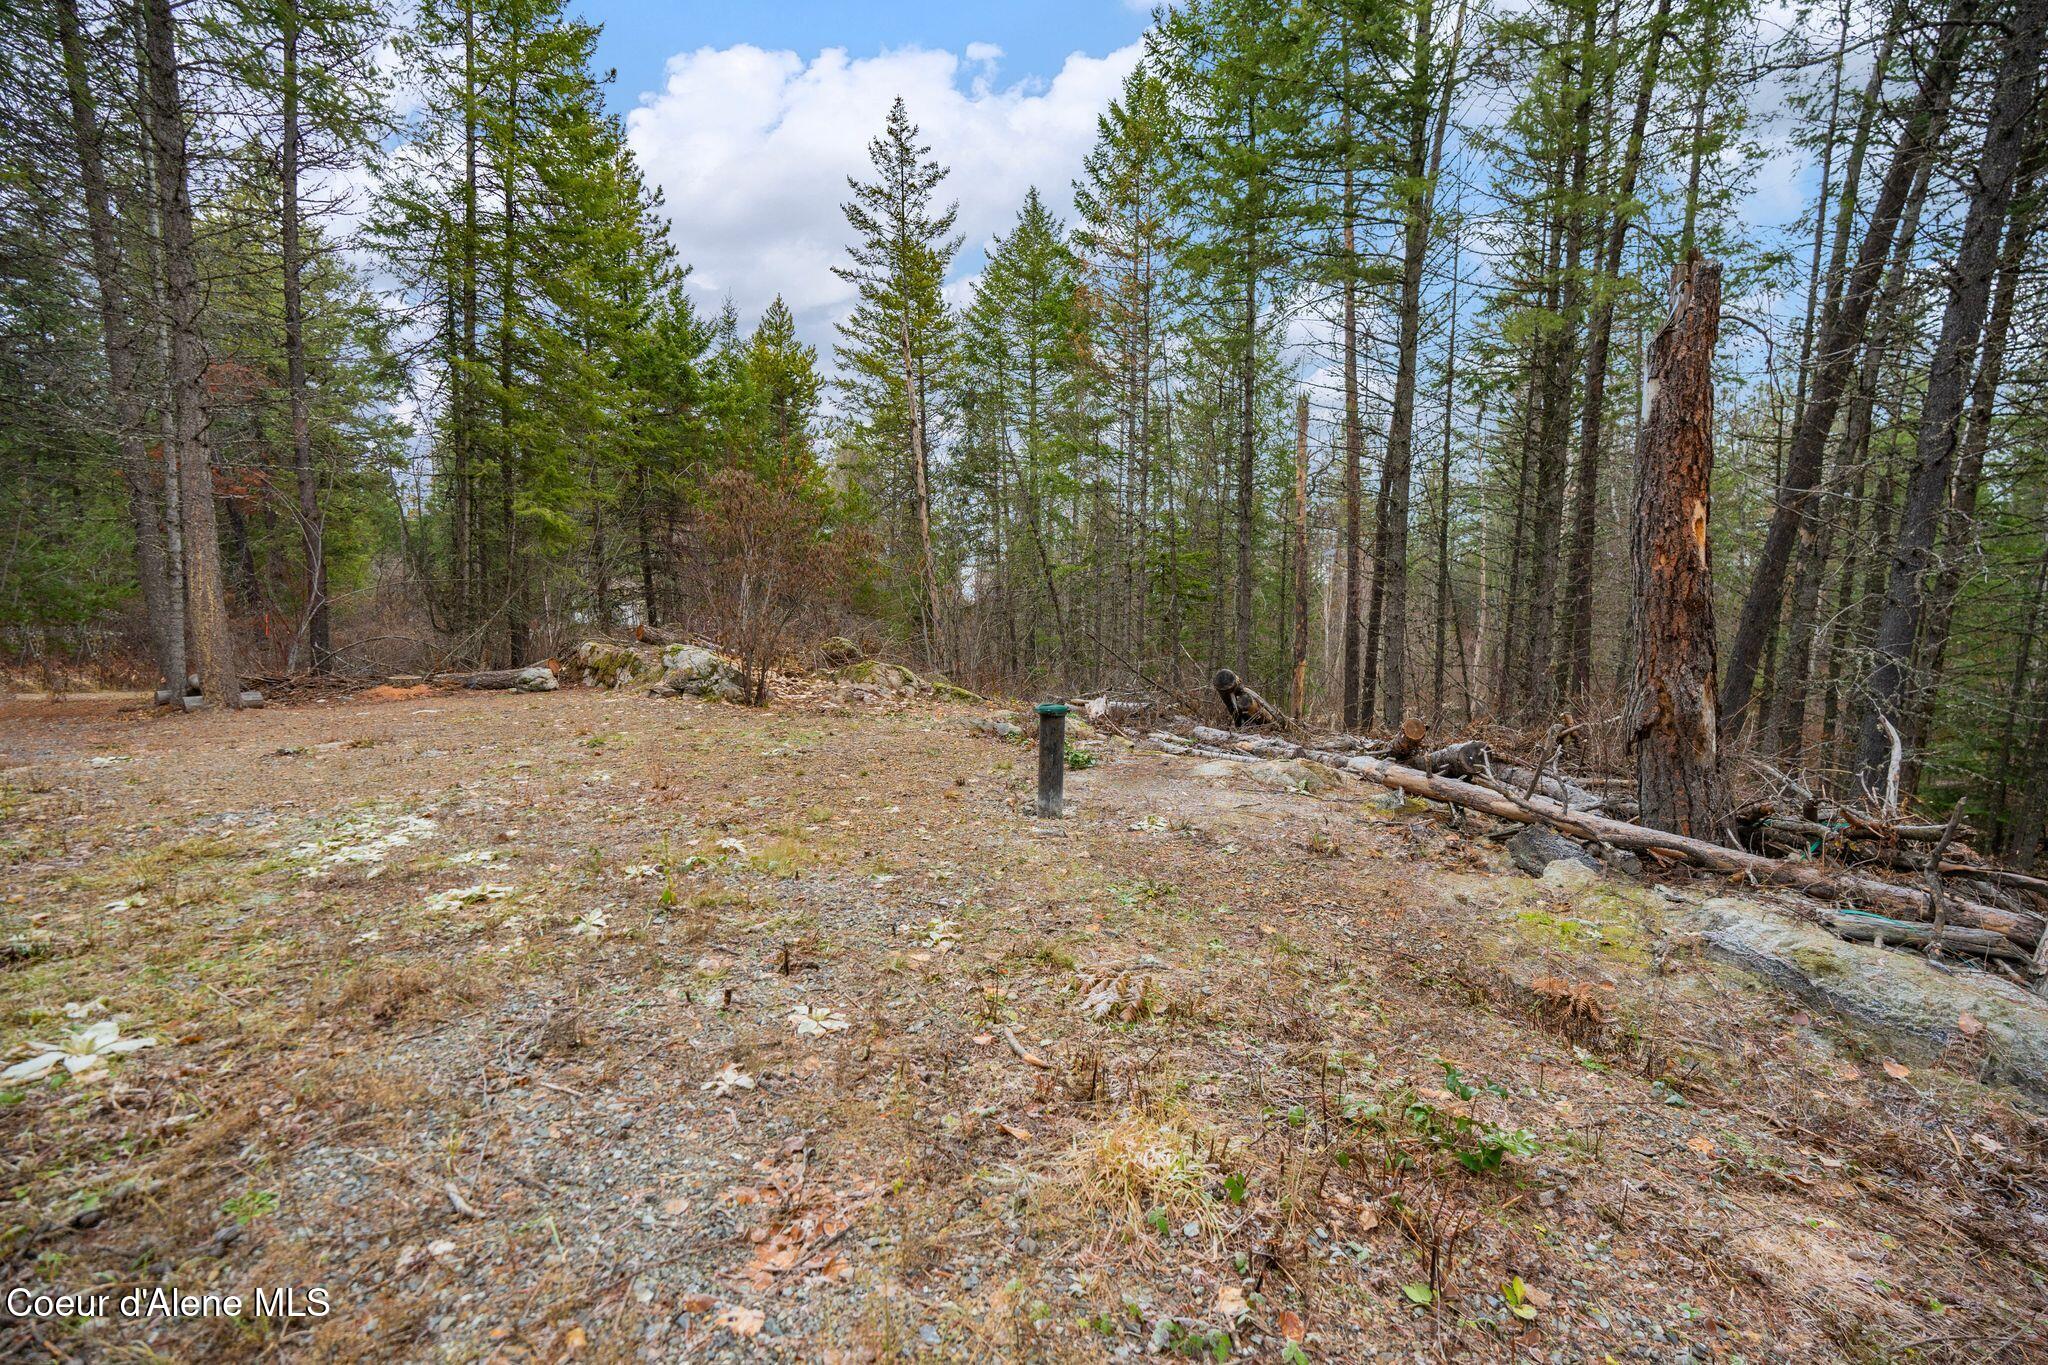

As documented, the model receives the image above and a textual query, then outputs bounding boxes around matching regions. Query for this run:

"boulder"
[832,660,932,695]
[652,645,746,702]
[1507,825,1601,878]
[819,636,864,667]
[1195,757,1341,796]
[1539,858,1599,894]
[1689,896,2048,1101]
[965,716,1023,740]
[509,666,558,693]
[562,640,667,689]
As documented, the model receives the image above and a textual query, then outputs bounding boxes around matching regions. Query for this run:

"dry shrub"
[1526,972,1612,1044]
[1066,1116,1220,1242]
[682,469,872,704]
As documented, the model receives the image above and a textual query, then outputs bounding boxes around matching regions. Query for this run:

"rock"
[819,635,864,667]
[561,640,668,689]
[1539,859,1599,894]
[965,717,1022,740]
[832,659,931,695]
[1196,757,1341,795]
[1507,825,1600,878]
[651,646,746,702]
[510,666,558,693]
[1689,896,2048,1101]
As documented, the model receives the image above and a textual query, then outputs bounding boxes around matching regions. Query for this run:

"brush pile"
[1126,713,2048,985]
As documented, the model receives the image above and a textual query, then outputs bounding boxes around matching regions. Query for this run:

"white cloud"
[625,40,1143,358]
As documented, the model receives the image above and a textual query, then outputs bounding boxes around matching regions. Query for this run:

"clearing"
[3,686,2045,1362]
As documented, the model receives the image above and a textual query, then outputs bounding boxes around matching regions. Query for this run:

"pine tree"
[834,96,960,664]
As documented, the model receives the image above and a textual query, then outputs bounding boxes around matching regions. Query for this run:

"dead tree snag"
[1629,253,1733,841]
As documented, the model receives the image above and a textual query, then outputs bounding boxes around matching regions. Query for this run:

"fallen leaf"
[1881,1058,1910,1081]
[1687,1135,1716,1156]
[560,1323,587,1353]
[1970,1132,2004,1154]
[1278,1308,1305,1342]
[1214,1284,1248,1317]
[1957,1012,1985,1037]
[998,1122,1032,1142]
[702,1062,755,1097]
[712,1304,765,1338]
[679,1294,717,1313]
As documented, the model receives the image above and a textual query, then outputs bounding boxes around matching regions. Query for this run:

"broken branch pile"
[1147,722,2047,973]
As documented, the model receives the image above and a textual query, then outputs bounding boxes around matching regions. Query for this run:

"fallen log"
[454,665,559,692]
[1825,910,2027,964]
[1417,739,1608,812]
[1175,724,2043,954]
[1388,717,1429,765]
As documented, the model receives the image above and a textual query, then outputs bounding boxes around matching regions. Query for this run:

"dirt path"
[3,689,2044,1362]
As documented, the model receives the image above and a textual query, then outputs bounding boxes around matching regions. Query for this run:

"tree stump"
[1629,253,1734,841]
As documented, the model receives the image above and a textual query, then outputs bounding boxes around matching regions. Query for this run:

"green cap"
[1035,702,1070,717]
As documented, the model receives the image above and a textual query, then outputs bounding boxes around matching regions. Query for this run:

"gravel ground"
[2,686,2046,1362]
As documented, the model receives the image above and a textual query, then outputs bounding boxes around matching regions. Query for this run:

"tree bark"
[1857,0,2046,786]
[1628,254,1732,841]
[141,0,240,707]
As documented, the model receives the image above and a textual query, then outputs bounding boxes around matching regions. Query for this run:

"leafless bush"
[685,469,870,704]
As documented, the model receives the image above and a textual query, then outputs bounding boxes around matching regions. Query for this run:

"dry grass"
[2,689,2045,1363]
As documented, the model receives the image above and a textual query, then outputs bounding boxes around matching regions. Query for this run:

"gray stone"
[1689,895,2048,1101]
[651,646,745,702]
[510,666,558,693]
[1507,825,1600,878]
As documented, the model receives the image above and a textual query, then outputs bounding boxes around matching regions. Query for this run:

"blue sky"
[585,0,1151,119]
[581,0,1154,353]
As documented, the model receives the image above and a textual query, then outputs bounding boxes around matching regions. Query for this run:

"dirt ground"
[3,685,2046,1363]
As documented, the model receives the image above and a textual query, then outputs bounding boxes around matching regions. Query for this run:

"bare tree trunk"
[1629,255,1732,840]
[53,0,178,693]
[279,6,328,672]
[1562,0,1671,699]
[1432,228,1460,721]
[455,0,478,632]
[1235,227,1257,671]
[1903,147,2039,769]
[900,315,947,670]
[1719,0,1974,734]
[1378,0,1464,725]
[1290,392,1309,715]
[1773,142,1936,758]
[1857,0,2045,786]
[1341,175,1364,729]
[141,0,239,707]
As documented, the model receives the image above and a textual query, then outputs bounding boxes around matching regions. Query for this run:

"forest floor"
[3,683,2047,1363]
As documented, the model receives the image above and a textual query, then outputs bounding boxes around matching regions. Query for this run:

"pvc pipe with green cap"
[1035,702,1069,816]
